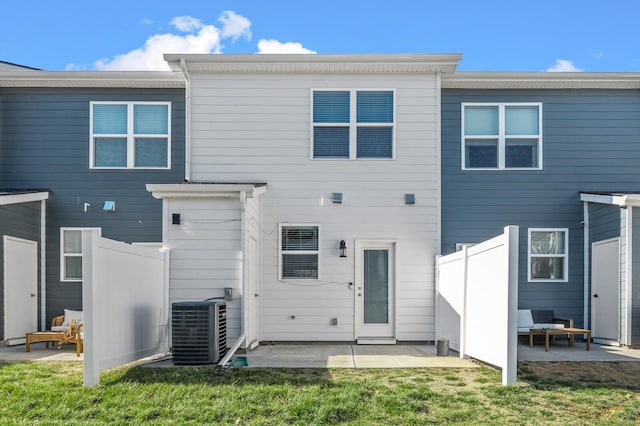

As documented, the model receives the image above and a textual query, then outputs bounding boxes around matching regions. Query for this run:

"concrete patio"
[2,340,639,366]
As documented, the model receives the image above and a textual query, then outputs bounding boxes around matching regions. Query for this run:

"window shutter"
[356,127,393,158]
[134,104,169,134]
[464,106,499,135]
[357,91,393,123]
[313,127,349,158]
[93,104,127,134]
[282,226,319,251]
[313,91,350,123]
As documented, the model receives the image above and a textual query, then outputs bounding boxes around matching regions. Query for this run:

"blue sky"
[1,0,638,72]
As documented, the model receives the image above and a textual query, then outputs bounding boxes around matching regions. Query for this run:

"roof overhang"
[0,71,185,88]
[580,192,640,207]
[147,183,267,199]
[164,53,463,74]
[443,72,640,90]
[0,190,49,205]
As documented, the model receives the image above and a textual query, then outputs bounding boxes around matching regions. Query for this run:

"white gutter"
[40,199,46,331]
[583,201,590,331]
[180,59,192,182]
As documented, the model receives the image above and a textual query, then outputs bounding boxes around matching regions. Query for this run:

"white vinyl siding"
[312,89,395,159]
[462,103,542,170]
[528,228,569,282]
[90,101,171,169]
[183,72,440,342]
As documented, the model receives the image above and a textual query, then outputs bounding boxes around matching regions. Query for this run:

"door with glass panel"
[355,241,395,339]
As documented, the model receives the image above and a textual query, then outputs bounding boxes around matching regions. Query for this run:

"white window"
[312,90,395,159]
[528,228,568,282]
[462,103,542,170]
[60,228,100,282]
[90,101,171,169]
[279,224,320,280]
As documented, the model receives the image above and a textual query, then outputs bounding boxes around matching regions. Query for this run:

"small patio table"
[25,331,65,352]
[528,327,591,352]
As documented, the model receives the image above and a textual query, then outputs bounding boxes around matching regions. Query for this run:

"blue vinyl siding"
[633,209,640,345]
[0,201,42,337]
[442,89,640,327]
[0,88,185,326]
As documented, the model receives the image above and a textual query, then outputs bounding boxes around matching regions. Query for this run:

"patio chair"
[26,310,83,357]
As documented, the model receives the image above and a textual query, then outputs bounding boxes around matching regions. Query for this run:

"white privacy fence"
[82,230,168,386]
[436,226,519,385]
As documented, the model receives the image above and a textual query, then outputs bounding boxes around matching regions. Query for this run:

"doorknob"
[30,293,36,298]
[593,294,598,298]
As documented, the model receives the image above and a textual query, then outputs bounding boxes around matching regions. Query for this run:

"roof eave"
[0,71,185,88]
[164,53,463,74]
[443,72,640,89]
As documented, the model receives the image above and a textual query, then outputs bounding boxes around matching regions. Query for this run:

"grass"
[0,360,639,425]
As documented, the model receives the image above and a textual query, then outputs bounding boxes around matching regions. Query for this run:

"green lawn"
[1,360,639,425]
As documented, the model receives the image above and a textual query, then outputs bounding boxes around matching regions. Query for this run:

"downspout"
[40,199,46,331]
[180,58,192,182]
[583,201,589,331]
[219,190,248,367]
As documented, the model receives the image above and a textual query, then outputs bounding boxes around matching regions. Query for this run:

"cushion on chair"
[51,326,67,332]
[517,310,534,328]
[531,310,555,324]
[62,309,83,326]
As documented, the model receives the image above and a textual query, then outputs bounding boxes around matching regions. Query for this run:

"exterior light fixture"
[339,240,347,258]
[331,192,343,204]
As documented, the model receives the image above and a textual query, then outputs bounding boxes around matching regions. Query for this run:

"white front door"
[4,236,38,341]
[355,241,395,340]
[591,237,619,343]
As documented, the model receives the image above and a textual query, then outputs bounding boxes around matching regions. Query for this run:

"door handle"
[593,294,598,298]
[30,293,36,298]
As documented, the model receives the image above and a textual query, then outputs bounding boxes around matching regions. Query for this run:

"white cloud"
[257,39,316,54]
[171,16,203,33]
[546,59,583,72]
[139,18,153,25]
[91,11,252,71]
[218,10,252,41]
[589,49,604,59]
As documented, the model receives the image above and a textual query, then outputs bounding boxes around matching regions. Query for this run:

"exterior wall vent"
[171,300,227,364]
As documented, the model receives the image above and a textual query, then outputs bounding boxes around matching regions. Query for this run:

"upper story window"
[462,103,542,170]
[90,102,171,169]
[280,224,320,280]
[312,90,395,159]
[528,228,568,282]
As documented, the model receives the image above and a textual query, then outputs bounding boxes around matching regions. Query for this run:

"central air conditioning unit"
[171,300,227,365]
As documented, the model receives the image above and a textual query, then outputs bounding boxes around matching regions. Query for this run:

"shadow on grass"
[110,365,335,387]
[518,361,640,392]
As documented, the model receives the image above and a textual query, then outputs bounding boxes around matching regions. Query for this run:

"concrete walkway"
[518,340,640,362]
[244,344,477,368]
[0,342,82,362]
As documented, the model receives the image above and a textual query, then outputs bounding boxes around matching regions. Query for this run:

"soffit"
[165,54,462,74]
[0,71,185,88]
[443,72,640,89]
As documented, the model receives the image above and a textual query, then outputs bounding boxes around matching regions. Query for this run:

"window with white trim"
[528,228,568,282]
[312,90,395,159]
[90,101,171,169]
[462,103,542,170]
[280,225,319,279]
[61,228,83,281]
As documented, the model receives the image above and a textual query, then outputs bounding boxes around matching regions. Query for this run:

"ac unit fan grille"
[171,301,227,365]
